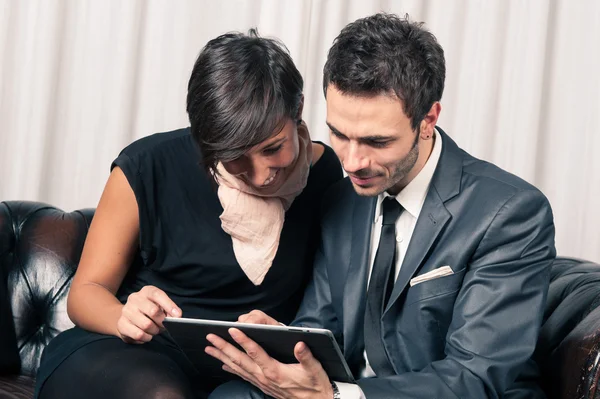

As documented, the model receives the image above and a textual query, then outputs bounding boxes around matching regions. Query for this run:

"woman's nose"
[226,157,273,187]
[222,157,249,176]
[246,164,273,187]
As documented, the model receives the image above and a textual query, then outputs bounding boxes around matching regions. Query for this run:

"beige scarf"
[215,122,313,285]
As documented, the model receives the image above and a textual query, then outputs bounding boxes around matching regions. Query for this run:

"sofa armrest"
[0,201,94,377]
[0,203,22,374]
[0,375,36,399]
[547,304,600,399]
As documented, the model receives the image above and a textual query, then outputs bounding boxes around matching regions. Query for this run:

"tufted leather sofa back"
[0,201,93,376]
[1,200,600,399]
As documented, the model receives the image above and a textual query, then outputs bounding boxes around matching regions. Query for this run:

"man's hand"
[205,328,333,399]
[237,310,281,325]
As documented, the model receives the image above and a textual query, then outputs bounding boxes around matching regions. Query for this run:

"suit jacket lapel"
[343,193,376,374]
[384,127,463,314]
[384,187,450,313]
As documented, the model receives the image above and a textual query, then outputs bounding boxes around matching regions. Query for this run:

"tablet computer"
[162,317,355,383]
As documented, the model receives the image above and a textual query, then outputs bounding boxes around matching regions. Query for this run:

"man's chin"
[350,182,384,197]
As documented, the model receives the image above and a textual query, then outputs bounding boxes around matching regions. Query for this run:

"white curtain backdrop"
[1,0,599,262]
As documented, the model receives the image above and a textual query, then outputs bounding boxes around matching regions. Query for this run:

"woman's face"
[221,118,300,193]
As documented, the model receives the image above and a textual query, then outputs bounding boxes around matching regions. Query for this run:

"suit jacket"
[293,127,556,398]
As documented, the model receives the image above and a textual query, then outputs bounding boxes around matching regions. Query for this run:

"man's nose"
[343,143,368,173]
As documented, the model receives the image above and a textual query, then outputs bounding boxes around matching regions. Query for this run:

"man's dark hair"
[187,29,303,174]
[323,13,445,131]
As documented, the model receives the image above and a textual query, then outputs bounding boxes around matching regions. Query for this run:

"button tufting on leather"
[1,201,95,377]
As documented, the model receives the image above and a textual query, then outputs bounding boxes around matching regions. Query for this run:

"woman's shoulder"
[111,127,203,191]
[311,142,325,164]
[308,141,343,186]
[118,127,194,160]
[311,141,339,168]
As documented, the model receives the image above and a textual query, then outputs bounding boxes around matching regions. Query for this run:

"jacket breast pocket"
[404,267,467,306]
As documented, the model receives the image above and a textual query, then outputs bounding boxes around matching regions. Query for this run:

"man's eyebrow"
[361,135,394,141]
[326,122,345,137]
[326,122,395,141]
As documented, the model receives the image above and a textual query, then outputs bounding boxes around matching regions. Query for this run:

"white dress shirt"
[336,130,443,398]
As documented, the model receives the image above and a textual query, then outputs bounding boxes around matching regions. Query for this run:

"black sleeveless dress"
[35,128,342,398]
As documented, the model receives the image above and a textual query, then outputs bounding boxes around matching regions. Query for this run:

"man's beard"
[349,132,421,197]
[381,132,420,195]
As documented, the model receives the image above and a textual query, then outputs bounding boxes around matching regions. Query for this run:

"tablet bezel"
[162,316,355,384]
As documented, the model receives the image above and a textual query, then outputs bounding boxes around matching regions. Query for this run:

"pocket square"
[410,266,454,287]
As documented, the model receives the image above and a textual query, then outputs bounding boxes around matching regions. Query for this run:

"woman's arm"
[67,166,180,343]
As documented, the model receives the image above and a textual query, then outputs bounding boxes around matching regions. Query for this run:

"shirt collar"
[374,128,443,223]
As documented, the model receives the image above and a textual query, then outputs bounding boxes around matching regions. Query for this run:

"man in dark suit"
[206,13,556,399]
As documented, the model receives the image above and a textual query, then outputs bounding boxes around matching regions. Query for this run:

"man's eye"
[330,130,347,140]
[367,141,389,148]
[263,145,282,155]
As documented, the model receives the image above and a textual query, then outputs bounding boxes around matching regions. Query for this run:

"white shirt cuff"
[334,382,366,399]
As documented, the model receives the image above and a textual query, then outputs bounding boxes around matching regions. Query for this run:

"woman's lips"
[262,169,280,187]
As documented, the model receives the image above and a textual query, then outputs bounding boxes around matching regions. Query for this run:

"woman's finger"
[123,305,161,336]
[117,317,153,343]
[138,298,167,328]
[141,286,181,317]
[238,310,279,326]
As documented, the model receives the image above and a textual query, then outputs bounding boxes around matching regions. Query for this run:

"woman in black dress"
[35,29,342,399]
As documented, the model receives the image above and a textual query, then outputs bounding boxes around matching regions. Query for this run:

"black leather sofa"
[1,200,600,398]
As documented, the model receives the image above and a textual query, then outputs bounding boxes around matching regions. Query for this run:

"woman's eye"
[263,145,282,155]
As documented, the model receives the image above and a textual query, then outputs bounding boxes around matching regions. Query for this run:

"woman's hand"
[238,310,281,326]
[116,285,182,344]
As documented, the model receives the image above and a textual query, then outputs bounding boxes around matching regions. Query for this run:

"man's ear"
[296,95,304,123]
[420,102,442,139]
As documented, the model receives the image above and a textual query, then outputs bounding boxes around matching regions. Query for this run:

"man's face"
[326,85,433,197]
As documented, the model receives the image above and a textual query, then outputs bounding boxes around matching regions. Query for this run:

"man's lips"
[349,174,379,186]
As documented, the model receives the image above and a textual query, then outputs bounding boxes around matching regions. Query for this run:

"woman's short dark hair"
[187,29,303,174]
[323,13,445,132]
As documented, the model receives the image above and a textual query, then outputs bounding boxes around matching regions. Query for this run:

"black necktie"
[364,197,402,376]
